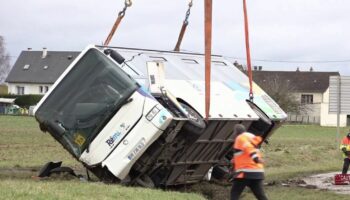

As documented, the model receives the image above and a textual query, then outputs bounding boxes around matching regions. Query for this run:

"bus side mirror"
[104,49,125,64]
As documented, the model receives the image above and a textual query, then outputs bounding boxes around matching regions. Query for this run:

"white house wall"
[293,92,323,116]
[294,92,323,104]
[288,90,347,126]
[320,88,347,127]
[8,83,52,95]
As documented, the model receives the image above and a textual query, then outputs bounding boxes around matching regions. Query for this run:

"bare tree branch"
[257,74,307,114]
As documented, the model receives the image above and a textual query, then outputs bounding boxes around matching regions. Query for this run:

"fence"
[286,114,320,125]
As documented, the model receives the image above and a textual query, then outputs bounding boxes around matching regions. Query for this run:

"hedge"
[0,94,43,109]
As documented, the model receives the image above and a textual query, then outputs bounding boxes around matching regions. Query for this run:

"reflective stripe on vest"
[236,168,265,173]
[234,151,244,157]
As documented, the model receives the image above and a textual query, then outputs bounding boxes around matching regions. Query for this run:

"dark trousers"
[342,158,350,174]
[231,179,268,200]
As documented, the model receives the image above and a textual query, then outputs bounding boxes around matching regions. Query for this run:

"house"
[252,69,346,127]
[5,48,79,95]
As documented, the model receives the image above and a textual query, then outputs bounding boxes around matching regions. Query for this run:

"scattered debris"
[32,161,85,181]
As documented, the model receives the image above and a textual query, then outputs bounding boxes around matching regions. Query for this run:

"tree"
[0,36,11,83]
[256,74,308,114]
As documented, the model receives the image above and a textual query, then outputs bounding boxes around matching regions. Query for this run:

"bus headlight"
[146,105,161,121]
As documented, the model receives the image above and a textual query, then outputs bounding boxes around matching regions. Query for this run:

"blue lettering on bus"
[105,131,122,148]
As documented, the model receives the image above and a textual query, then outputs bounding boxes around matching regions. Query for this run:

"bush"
[0,94,43,108]
[14,95,43,108]
[0,94,21,99]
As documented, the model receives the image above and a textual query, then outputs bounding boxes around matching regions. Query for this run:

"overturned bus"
[34,45,287,187]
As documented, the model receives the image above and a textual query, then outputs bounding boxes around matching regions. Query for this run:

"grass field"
[0,115,349,199]
[0,179,205,200]
[0,116,79,168]
[0,115,204,199]
[265,124,347,181]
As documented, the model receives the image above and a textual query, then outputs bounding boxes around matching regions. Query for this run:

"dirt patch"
[3,167,350,198]
[184,181,231,200]
[301,172,350,195]
[0,166,86,181]
[279,172,350,195]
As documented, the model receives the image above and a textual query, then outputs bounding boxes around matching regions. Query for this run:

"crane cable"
[243,0,254,101]
[174,0,193,51]
[104,0,132,46]
[204,0,212,120]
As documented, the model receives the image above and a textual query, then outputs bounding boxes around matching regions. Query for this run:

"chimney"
[42,47,47,59]
[258,66,262,71]
[27,48,32,51]
[296,67,300,72]
[310,67,313,72]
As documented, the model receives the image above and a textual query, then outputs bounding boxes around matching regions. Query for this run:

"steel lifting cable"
[104,0,132,46]
[243,0,254,101]
[174,0,193,51]
[204,0,212,120]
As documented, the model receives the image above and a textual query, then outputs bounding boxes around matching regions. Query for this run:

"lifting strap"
[104,0,132,46]
[243,0,254,101]
[204,0,212,120]
[174,0,193,51]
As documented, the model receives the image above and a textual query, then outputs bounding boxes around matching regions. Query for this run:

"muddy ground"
[301,172,350,195]
[1,167,350,199]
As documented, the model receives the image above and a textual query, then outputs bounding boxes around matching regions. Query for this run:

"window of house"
[44,86,49,93]
[39,86,43,93]
[16,86,25,95]
[301,94,313,104]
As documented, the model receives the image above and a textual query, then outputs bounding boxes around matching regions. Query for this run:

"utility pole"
[337,75,341,147]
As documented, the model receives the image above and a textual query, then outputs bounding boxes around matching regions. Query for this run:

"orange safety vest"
[231,132,264,179]
[340,136,350,158]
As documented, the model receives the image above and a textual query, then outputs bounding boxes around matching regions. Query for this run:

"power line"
[225,56,350,64]
[6,48,350,64]
[182,48,350,64]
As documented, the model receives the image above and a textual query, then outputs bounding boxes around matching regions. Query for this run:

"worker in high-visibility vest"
[340,131,350,174]
[230,124,268,200]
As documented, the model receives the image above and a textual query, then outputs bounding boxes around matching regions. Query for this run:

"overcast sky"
[1,0,350,75]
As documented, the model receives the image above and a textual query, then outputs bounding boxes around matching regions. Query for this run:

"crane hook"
[125,0,132,7]
[173,0,194,51]
[104,0,133,46]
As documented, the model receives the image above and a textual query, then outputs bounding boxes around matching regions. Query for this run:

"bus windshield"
[35,48,139,157]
